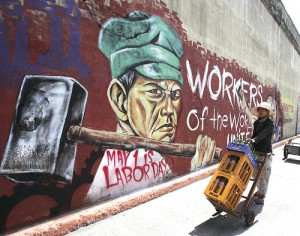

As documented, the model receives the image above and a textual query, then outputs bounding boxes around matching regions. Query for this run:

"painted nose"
[160,95,174,117]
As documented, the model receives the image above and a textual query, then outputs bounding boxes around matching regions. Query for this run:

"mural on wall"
[282,97,294,124]
[265,91,284,142]
[297,93,300,134]
[0,0,285,233]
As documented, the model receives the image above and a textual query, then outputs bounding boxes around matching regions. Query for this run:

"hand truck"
[283,140,300,160]
[204,142,267,226]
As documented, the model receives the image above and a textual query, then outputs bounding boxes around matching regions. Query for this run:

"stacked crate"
[204,142,257,210]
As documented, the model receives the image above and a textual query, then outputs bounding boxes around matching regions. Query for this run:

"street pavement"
[66,138,300,236]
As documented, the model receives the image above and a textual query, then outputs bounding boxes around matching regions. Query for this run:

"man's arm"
[251,120,274,144]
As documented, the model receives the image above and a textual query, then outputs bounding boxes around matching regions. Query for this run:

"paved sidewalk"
[67,136,300,236]
[7,136,299,236]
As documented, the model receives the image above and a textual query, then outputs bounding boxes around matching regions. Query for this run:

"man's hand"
[245,138,255,144]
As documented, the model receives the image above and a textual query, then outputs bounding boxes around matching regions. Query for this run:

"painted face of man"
[127,74,182,142]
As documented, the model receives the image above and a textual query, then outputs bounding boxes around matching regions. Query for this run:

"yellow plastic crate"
[217,151,254,189]
[204,171,244,210]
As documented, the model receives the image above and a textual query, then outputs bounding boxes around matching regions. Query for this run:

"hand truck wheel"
[283,145,288,160]
[245,210,255,226]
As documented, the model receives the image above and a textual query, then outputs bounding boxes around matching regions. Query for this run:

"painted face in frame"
[127,73,182,142]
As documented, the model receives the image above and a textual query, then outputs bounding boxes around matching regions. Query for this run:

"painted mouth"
[155,123,174,132]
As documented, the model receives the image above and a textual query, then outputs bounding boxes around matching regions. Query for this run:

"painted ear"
[107,79,128,121]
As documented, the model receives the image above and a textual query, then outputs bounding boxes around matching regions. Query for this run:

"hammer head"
[0,75,87,183]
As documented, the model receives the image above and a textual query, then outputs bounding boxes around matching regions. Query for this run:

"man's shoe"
[255,196,265,205]
[253,192,264,198]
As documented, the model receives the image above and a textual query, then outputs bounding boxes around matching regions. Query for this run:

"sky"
[281,0,300,33]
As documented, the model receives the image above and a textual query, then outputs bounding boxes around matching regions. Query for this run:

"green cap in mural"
[98,11,184,84]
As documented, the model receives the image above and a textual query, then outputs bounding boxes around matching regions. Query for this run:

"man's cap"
[98,11,184,84]
[250,102,276,117]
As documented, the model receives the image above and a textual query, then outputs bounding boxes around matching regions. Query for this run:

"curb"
[7,135,300,236]
[271,135,300,149]
[8,165,218,236]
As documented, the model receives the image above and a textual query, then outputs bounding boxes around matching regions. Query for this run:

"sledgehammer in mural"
[0,75,88,183]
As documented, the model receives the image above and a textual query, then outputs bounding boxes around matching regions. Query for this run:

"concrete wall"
[165,0,300,136]
[0,0,299,233]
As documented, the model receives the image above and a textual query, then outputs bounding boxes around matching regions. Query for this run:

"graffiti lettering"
[186,107,208,131]
[102,149,169,189]
[226,129,252,143]
[209,108,229,130]
[229,112,249,131]
[106,149,131,167]
[187,106,251,133]
[186,59,263,109]
[209,109,249,131]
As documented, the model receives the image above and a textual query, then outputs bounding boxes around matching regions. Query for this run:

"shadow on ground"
[283,158,300,165]
[189,199,264,236]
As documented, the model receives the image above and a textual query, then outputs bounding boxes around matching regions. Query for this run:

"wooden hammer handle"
[67,125,196,157]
